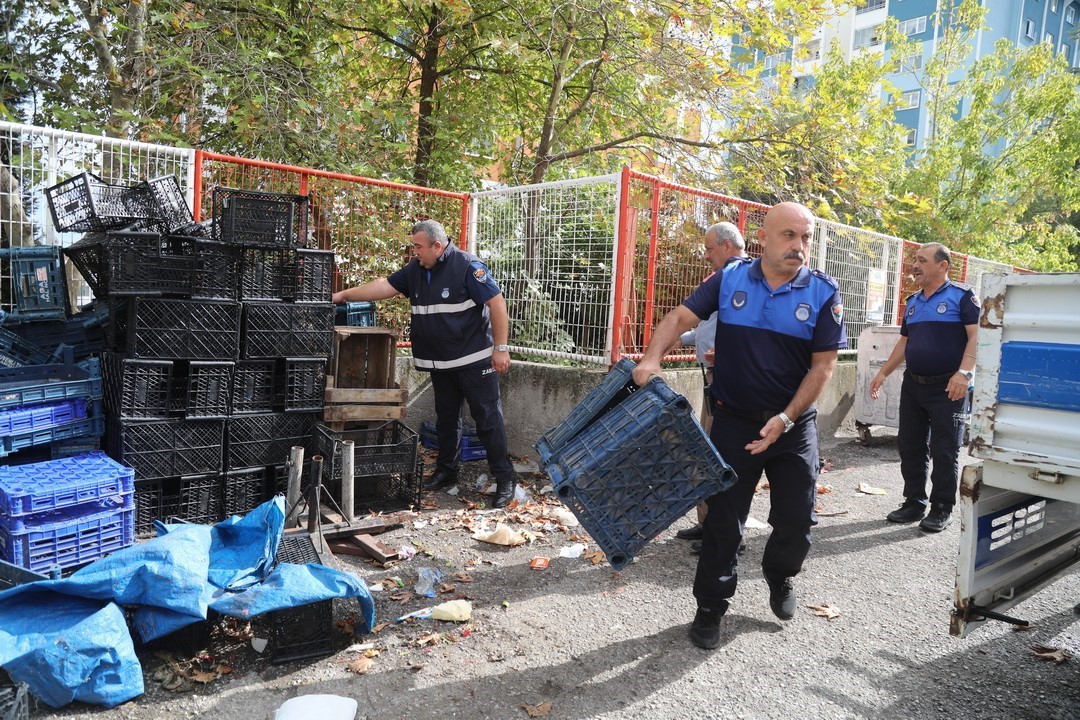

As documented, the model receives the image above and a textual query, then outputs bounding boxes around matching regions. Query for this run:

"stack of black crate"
[75,183,333,535]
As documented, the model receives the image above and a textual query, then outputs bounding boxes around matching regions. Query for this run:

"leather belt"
[908,371,955,385]
[714,401,777,424]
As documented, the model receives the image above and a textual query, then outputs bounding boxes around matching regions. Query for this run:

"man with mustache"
[633,202,847,649]
[869,243,979,533]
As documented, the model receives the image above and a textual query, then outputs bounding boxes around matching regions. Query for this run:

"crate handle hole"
[556,486,572,499]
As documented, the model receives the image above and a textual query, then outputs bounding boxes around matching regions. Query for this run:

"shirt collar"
[748,258,811,288]
[919,279,952,301]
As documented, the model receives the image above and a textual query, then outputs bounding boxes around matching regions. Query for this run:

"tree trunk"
[413,9,445,188]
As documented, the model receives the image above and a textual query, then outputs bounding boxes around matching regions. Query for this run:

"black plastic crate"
[134,474,223,536]
[241,303,334,359]
[212,187,309,248]
[108,418,225,481]
[267,532,334,663]
[223,466,278,517]
[12,316,106,363]
[239,246,295,302]
[0,246,68,323]
[230,358,325,415]
[146,175,196,234]
[113,297,241,360]
[313,421,421,514]
[294,249,334,303]
[45,172,156,233]
[226,412,315,470]
[0,681,28,720]
[183,361,233,418]
[230,361,275,414]
[105,231,195,297]
[103,353,173,419]
[191,240,240,301]
[283,358,326,413]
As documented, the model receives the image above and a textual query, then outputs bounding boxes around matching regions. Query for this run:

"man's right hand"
[869,372,885,400]
[632,361,662,387]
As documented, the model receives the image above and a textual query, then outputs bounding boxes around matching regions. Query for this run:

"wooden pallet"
[324,326,406,428]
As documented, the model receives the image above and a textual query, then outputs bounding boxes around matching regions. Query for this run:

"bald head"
[758,202,815,282]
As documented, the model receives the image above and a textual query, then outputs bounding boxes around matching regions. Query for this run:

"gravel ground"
[34,428,1080,720]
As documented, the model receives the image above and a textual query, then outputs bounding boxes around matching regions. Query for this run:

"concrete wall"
[396,358,857,460]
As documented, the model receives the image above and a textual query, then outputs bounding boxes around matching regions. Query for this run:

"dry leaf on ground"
[523,701,554,717]
[582,550,606,565]
[807,603,842,620]
[451,572,473,582]
[1031,644,1072,664]
[347,656,375,675]
[856,483,887,495]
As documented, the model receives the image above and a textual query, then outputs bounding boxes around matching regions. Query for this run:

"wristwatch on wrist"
[957,369,973,382]
[777,412,795,434]
[494,344,510,352]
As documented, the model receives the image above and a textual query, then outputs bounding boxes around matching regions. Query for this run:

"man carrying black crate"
[332,219,518,509]
[632,202,847,649]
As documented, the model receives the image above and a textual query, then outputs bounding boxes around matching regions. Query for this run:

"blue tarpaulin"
[0,497,376,708]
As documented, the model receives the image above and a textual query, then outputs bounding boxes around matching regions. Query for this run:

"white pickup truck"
[952,272,1080,636]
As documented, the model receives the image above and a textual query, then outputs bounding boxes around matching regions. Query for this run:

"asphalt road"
[35,428,1080,720]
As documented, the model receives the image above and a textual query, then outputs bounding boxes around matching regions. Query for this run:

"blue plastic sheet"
[0,497,376,709]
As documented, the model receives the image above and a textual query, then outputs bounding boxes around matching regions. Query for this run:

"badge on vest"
[732,291,747,309]
[794,303,811,322]
[441,288,450,299]
[473,267,488,283]
[907,305,915,317]
[937,302,947,314]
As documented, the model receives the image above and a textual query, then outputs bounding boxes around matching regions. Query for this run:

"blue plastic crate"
[535,358,639,465]
[0,413,105,459]
[419,420,488,461]
[541,377,736,570]
[0,450,134,520]
[0,246,68,323]
[0,501,134,572]
[0,328,54,368]
[335,301,375,327]
[0,362,104,411]
[0,398,87,435]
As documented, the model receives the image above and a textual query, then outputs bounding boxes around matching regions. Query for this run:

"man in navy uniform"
[332,219,518,508]
[869,242,978,533]
[632,202,847,649]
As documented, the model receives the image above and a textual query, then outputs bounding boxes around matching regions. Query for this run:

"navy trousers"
[430,364,514,479]
[693,408,819,612]
[897,373,965,508]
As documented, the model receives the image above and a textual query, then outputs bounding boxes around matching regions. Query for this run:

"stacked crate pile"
[42,174,334,534]
[1,241,105,463]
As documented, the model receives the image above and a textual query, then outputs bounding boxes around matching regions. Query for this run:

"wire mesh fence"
[469,175,621,364]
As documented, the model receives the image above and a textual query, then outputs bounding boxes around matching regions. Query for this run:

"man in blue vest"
[632,202,846,649]
[869,242,978,533]
[332,219,518,508]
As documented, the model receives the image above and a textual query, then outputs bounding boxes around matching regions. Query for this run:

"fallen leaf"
[390,591,417,603]
[806,603,841,620]
[364,648,381,659]
[583,550,606,565]
[215,664,234,676]
[1011,623,1035,632]
[473,522,527,546]
[816,484,832,494]
[409,662,425,671]
[435,582,457,594]
[371,622,389,634]
[1031,644,1071,664]
[451,572,473,582]
[416,633,442,647]
[856,482,887,495]
[347,656,375,675]
[337,617,356,635]
[523,701,553,717]
[190,670,217,684]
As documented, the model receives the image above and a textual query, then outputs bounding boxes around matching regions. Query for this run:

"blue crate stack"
[38,174,334,534]
[419,419,488,461]
[536,358,737,570]
[0,451,134,573]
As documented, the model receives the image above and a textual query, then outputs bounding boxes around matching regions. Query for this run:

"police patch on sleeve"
[970,293,981,307]
[472,267,488,283]
[831,302,843,325]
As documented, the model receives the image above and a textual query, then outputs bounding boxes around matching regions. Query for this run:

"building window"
[1024,19,1036,39]
[1068,7,1076,24]
[898,53,923,72]
[1051,0,1059,11]
[854,24,885,48]
[898,16,928,36]
[898,90,921,109]
[856,0,886,14]
[799,39,822,61]
[1063,44,1072,61]
[1046,32,1055,45]
[763,52,785,70]
[905,129,917,146]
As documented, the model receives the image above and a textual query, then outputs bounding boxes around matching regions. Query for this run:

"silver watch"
[777,412,795,433]
[957,369,973,381]
[494,344,510,352]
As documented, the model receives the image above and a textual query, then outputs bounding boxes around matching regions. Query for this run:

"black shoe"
[676,525,704,540]
[767,576,796,621]
[886,499,927,524]
[920,503,953,533]
[422,470,458,491]
[492,475,517,509]
[737,539,747,555]
[689,602,728,649]
[690,541,702,555]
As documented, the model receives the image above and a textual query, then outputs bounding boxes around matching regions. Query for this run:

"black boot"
[492,474,517,508]
[422,469,458,491]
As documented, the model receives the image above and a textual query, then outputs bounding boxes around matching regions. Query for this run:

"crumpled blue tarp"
[0,497,376,709]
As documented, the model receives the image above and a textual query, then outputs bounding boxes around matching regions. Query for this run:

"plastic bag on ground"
[276,694,358,720]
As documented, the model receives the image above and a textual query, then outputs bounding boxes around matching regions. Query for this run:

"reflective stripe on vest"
[410,299,478,316]
[412,345,494,370]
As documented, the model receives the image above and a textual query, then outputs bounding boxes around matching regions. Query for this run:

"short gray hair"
[411,219,449,247]
[706,221,745,250]
[920,242,950,265]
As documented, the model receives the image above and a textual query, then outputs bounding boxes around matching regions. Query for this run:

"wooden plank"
[352,534,399,563]
[327,541,371,558]
[331,328,399,390]
[323,404,407,422]
[325,387,406,404]
[285,515,388,540]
